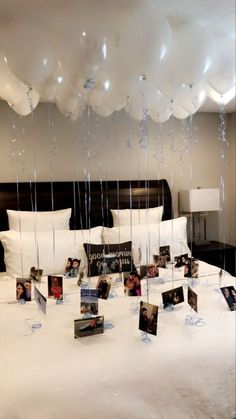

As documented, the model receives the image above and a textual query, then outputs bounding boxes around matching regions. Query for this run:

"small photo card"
[16,278,32,302]
[184,258,199,278]
[30,266,43,282]
[153,246,171,269]
[48,275,63,300]
[174,254,188,268]
[153,255,166,268]
[64,258,81,277]
[96,276,111,300]
[147,264,159,279]
[188,286,198,313]
[140,264,159,279]
[124,272,142,297]
[162,286,184,309]
[34,286,47,315]
[81,289,98,315]
[74,316,104,338]
[139,301,158,336]
[160,245,171,259]
[220,286,236,311]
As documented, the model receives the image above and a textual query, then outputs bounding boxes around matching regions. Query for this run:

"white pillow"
[0,227,103,277]
[102,217,191,265]
[7,208,72,232]
[110,206,163,227]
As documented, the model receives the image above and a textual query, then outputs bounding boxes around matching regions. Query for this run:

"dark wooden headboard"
[0,179,172,271]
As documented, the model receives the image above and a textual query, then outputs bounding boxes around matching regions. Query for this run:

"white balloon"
[0,51,28,104]
[56,101,83,121]
[117,4,172,79]
[3,23,54,85]
[168,22,215,85]
[127,78,164,113]
[171,101,190,119]
[205,81,236,106]
[125,102,148,121]
[173,83,207,114]
[60,5,115,85]
[37,62,63,102]
[91,104,113,117]
[88,87,106,108]
[149,95,172,123]
[56,81,86,120]
[87,77,128,112]
[205,36,236,96]
[8,88,39,116]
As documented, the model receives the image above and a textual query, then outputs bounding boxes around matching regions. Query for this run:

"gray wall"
[0,102,235,244]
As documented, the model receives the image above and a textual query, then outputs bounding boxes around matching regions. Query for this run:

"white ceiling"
[0,0,235,113]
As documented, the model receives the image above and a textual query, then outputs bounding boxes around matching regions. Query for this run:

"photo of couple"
[64,257,81,277]
[124,271,142,296]
[139,301,158,336]
[162,286,184,309]
[16,278,32,302]
[220,286,236,311]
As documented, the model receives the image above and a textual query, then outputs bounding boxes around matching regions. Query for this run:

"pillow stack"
[0,205,190,278]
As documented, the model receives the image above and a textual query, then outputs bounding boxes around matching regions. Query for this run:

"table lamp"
[179,188,220,245]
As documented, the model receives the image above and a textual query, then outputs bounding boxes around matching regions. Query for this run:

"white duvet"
[0,261,235,419]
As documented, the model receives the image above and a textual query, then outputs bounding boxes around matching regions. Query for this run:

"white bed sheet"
[0,261,235,419]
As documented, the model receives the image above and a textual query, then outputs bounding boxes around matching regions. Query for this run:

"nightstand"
[189,241,236,277]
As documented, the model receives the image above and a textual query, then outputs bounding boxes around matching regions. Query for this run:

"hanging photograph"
[184,258,199,278]
[16,278,32,302]
[48,275,63,300]
[174,254,189,268]
[153,246,170,269]
[96,276,111,299]
[220,286,236,311]
[74,316,104,338]
[124,272,142,296]
[187,286,198,313]
[162,286,184,309]
[64,257,81,277]
[139,301,158,336]
[80,289,98,315]
[29,266,43,282]
[34,286,47,315]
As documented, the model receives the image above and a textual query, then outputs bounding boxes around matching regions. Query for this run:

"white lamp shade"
[179,188,220,212]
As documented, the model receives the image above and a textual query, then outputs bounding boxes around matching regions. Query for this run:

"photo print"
[154,245,171,269]
[124,271,142,296]
[16,278,32,302]
[34,286,47,315]
[220,286,236,311]
[80,289,98,315]
[174,254,188,268]
[162,286,184,309]
[30,266,43,282]
[64,257,81,277]
[139,301,158,336]
[74,316,104,338]
[187,286,198,313]
[184,258,199,278]
[140,264,159,279]
[48,275,63,300]
[96,276,111,300]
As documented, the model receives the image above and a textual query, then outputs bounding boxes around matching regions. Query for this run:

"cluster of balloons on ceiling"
[0,1,235,122]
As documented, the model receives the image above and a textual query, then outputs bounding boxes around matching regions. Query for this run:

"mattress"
[0,261,235,419]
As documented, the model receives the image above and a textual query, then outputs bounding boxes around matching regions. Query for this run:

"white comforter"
[0,262,235,419]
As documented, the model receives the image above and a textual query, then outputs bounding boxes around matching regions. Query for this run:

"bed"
[0,180,235,419]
